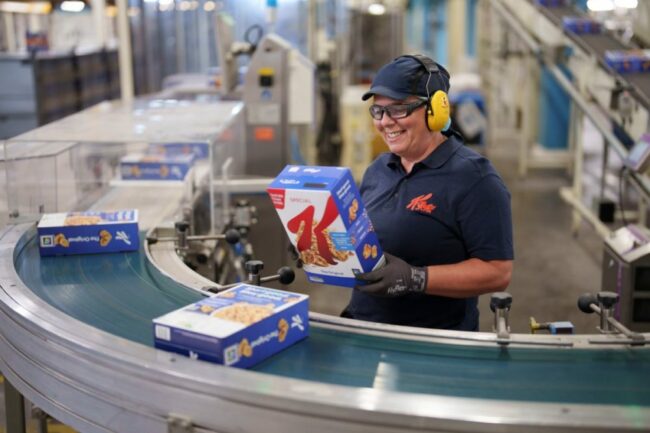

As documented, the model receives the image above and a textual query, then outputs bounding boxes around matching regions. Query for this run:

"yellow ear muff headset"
[400,54,451,132]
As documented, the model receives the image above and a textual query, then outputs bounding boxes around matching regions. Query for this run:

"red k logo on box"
[287,196,339,265]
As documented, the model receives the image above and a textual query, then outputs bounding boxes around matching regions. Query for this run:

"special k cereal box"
[267,165,385,287]
[120,153,195,181]
[153,284,309,369]
[37,209,139,256]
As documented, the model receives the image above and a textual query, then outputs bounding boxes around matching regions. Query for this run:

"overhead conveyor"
[533,2,650,110]
[485,0,650,233]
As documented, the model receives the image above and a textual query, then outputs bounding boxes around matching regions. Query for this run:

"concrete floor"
[253,138,606,335]
[480,148,603,334]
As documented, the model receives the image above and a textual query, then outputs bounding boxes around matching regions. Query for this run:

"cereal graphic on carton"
[284,297,302,304]
[288,196,352,267]
[213,302,274,325]
[65,215,102,226]
[99,230,112,247]
[54,233,69,247]
[362,243,379,259]
[239,338,253,357]
[199,304,214,314]
[348,199,359,223]
[277,318,289,342]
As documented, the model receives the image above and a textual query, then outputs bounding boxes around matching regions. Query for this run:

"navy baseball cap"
[361,55,450,101]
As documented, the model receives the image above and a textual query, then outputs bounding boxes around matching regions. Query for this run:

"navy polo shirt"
[345,135,513,330]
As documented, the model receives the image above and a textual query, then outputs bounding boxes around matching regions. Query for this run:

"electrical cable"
[315,61,342,165]
[244,24,264,53]
[618,165,630,227]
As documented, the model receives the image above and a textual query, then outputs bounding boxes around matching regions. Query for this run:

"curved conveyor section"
[1,223,649,432]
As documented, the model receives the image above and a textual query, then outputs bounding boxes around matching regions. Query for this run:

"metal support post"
[4,378,26,433]
[245,260,264,286]
[486,4,501,150]
[578,292,646,345]
[116,0,134,103]
[569,104,584,234]
[597,292,618,333]
[519,54,533,177]
[32,406,48,433]
[490,292,513,345]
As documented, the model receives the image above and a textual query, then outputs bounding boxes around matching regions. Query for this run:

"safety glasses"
[368,100,427,120]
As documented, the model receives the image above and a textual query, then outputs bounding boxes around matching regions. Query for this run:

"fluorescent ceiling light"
[614,0,637,8]
[587,0,614,11]
[177,0,199,11]
[60,0,86,12]
[368,3,386,15]
[0,1,51,14]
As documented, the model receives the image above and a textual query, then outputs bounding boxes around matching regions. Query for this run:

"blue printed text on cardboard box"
[268,165,385,287]
[153,284,309,369]
[37,209,139,256]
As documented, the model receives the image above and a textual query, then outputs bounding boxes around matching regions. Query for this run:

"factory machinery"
[482,0,650,332]
[0,95,647,433]
[0,7,648,433]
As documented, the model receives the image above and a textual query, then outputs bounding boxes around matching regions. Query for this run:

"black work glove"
[354,253,428,297]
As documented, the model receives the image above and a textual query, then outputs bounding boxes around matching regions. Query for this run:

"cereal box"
[535,0,565,6]
[562,17,601,35]
[152,284,309,369]
[267,165,385,287]
[147,142,209,160]
[37,209,139,256]
[605,50,650,74]
[119,153,195,181]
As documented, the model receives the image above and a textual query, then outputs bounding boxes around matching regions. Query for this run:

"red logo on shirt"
[406,193,436,214]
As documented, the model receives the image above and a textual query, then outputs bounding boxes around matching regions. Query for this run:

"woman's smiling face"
[372,95,434,162]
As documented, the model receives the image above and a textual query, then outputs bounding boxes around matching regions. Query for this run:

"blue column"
[406,0,447,65]
[538,66,571,150]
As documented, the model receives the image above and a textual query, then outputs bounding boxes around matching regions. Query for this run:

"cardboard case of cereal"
[267,165,385,287]
[37,210,139,256]
[153,284,309,369]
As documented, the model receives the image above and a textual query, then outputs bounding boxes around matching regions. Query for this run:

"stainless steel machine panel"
[602,225,650,331]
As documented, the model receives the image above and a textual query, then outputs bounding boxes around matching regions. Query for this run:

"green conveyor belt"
[15,234,650,407]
